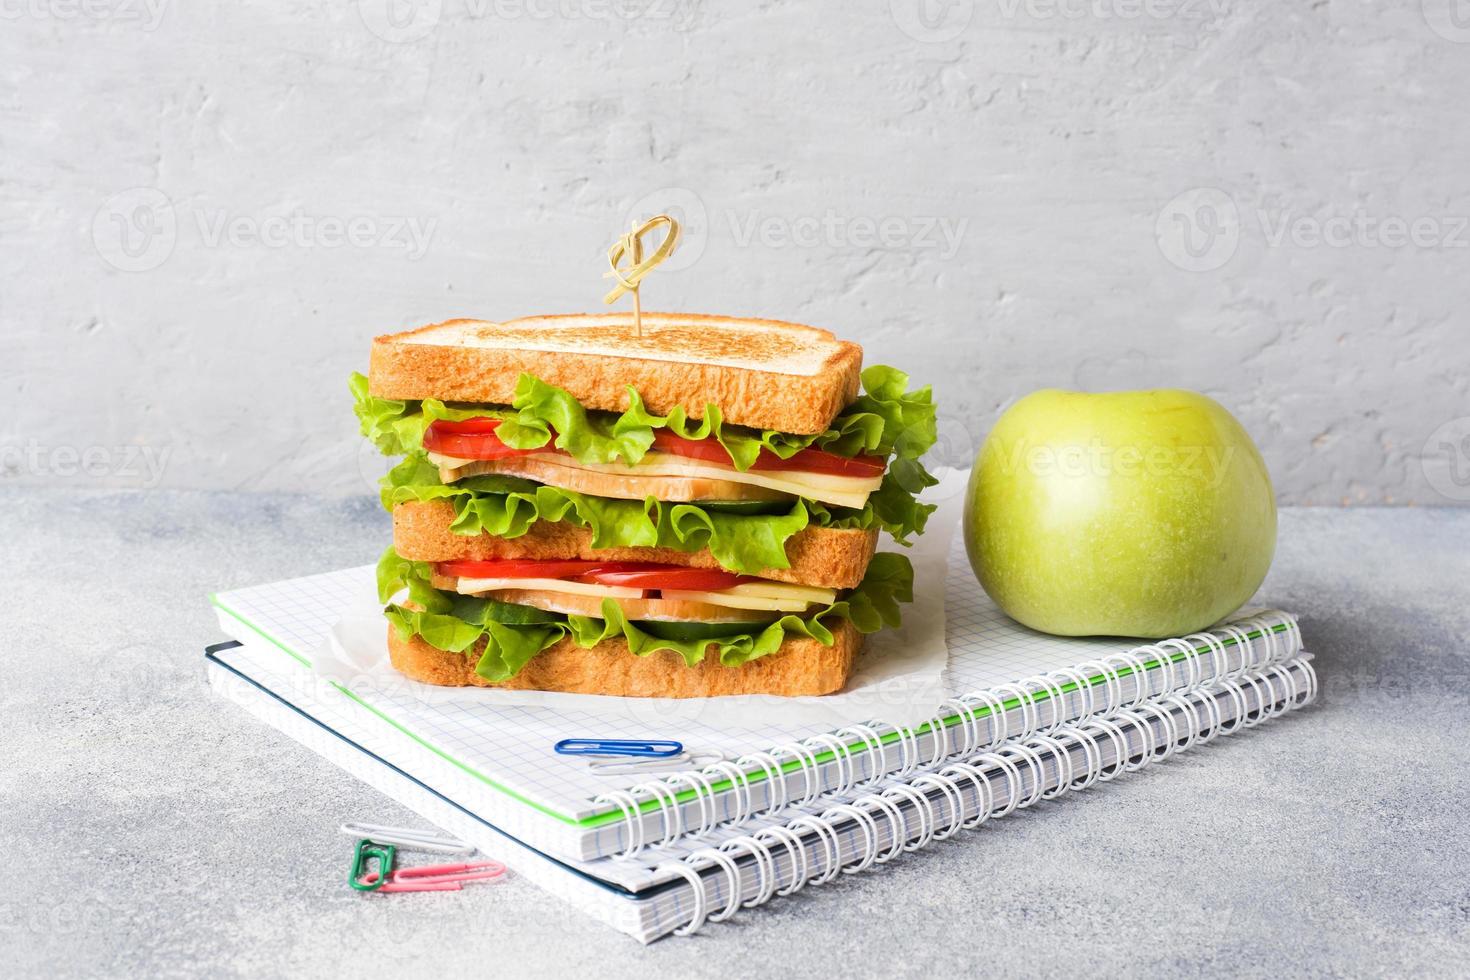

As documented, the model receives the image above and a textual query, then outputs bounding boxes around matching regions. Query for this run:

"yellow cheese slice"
[480,588,780,624]
[658,589,815,613]
[449,575,830,617]
[454,576,644,599]
[721,582,837,604]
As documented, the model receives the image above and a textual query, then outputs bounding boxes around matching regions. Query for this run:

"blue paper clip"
[553,738,684,759]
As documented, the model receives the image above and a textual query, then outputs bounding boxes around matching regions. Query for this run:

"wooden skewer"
[604,213,681,339]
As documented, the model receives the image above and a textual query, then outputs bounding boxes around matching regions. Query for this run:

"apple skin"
[963,389,1276,638]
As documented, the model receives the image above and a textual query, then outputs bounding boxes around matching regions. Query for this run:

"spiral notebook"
[208,636,1315,941]
[209,528,1304,864]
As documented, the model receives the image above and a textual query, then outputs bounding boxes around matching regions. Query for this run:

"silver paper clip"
[340,822,475,855]
[585,750,726,776]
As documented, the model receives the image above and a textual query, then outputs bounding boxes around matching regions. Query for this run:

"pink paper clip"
[357,860,508,893]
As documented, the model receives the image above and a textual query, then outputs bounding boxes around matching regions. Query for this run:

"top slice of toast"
[368,313,865,434]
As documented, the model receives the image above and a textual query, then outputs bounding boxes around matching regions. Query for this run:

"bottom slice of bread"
[387,619,862,698]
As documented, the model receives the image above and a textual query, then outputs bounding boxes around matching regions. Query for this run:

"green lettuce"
[351,364,940,555]
[349,373,512,457]
[352,365,937,471]
[805,472,938,542]
[381,454,812,574]
[377,547,915,682]
[377,547,569,678]
[491,375,658,464]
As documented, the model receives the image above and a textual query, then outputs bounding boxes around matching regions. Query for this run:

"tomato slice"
[749,446,887,478]
[649,431,735,466]
[422,418,542,461]
[573,565,756,591]
[436,558,610,579]
[425,418,886,479]
[435,558,757,592]
[649,431,886,478]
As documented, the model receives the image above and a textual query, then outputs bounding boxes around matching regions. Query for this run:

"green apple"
[963,389,1276,638]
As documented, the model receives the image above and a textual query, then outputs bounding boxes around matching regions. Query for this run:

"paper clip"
[585,750,724,776]
[553,738,683,759]
[339,822,475,855]
[348,839,397,892]
[356,860,508,894]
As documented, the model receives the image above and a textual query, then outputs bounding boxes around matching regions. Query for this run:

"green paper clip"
[349,838,397,892]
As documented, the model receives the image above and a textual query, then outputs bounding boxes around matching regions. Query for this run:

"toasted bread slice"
[369,313,864,435]
[393,499,878,589]
[386,619,861,697]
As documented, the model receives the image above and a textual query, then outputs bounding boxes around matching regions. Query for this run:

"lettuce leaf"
[491,375,658,464]
[350,373,514,457]
[377,546,570,678]
[381,456,810,574]
[352,364,940,552]
[377,548,915,682]
[384,605,568,680]
[351,365,939,470]
[800,468,938,544]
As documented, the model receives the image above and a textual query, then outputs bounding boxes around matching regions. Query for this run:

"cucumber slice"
[634,620,769,642]
[449,593,565,626]
[690,500,788,516]
[453,473,541,495]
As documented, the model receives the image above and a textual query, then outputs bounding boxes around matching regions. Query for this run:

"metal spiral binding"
[657,657,1317,936]
[601,614,1300,857]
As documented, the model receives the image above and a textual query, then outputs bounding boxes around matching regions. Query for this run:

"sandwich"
[351,313,937,698]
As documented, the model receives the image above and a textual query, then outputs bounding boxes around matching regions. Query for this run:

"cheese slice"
[454,576,644,599]
[446,574,832,620]
[659,589,814,613]
[721,582,837,604]
[480,588,781,624]
[426,449,881,509]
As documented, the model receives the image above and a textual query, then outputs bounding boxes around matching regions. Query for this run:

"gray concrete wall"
[3,1,1468,504]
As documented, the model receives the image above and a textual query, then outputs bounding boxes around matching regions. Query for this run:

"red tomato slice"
[750,446,887,478]
[573,565,756,591]
[649,431,886,478]
[424,418,886,478]
[436,558,610,579]
[435,559,756,592]
[422,418,544,461]
[649,431,735,466]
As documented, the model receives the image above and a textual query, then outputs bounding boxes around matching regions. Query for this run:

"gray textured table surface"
[7,491,1469,978]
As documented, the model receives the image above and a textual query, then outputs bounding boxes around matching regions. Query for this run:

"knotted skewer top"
[603,213,681,337]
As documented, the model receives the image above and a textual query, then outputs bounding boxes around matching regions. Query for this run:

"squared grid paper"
[211,533,1300,862]
[206,643,657,940]
[209,637,1314,943]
